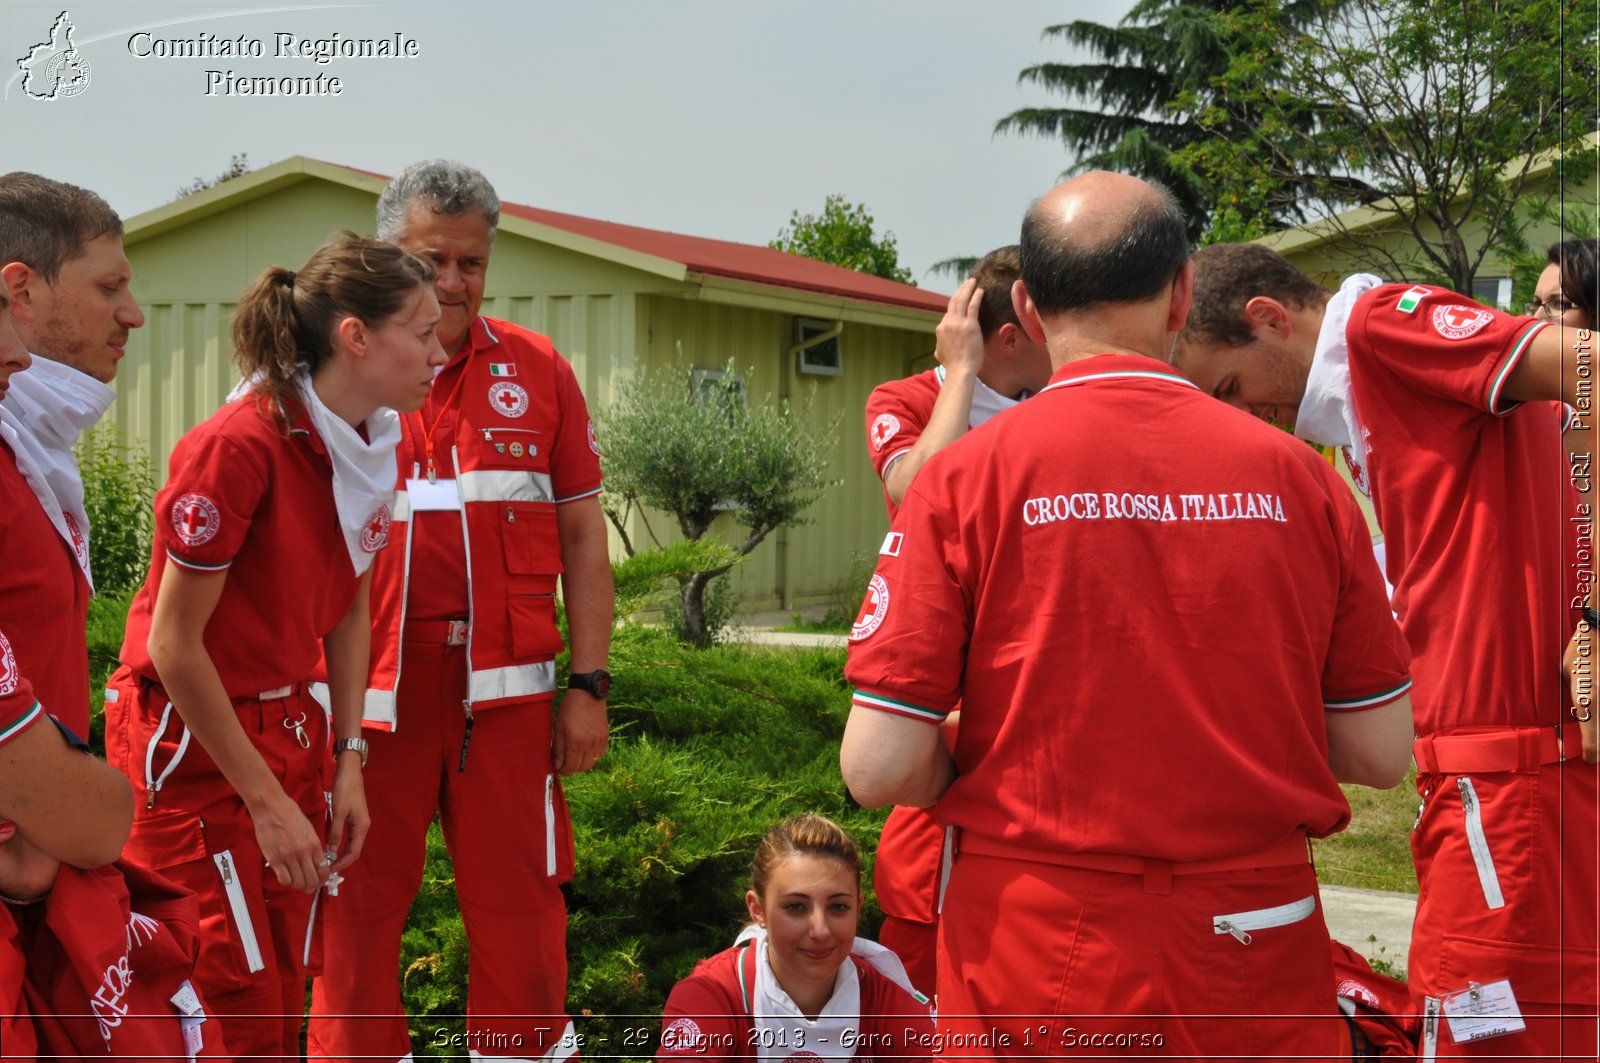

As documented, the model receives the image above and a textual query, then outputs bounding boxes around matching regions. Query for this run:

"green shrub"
[399,623,884,1059]
[75,423,156,598]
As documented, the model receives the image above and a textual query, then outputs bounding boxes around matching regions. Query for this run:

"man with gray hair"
[842,172,1413,1058]
[310,159,613,1063]
[0,172,144,740]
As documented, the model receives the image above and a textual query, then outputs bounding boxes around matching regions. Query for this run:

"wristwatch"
[333,737,369,768]
[568,669,612,700]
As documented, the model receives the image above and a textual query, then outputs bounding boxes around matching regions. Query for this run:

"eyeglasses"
[1525,297,1576,320]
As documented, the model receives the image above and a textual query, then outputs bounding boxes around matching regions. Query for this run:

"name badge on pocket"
[407,478,462,512]
[1442,979,1526,1043]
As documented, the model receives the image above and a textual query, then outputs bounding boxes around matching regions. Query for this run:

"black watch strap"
[568,669,612,699]
[1583,606,1600,630]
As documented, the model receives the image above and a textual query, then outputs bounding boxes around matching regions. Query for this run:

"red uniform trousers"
[309,635,575,1063]
[103,667,329,1062]
[1409,726,1599,1060]
[874,806,946,998]
[936,844,1343,1061]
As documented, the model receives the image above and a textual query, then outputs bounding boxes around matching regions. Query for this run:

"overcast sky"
[2,0,1141,291]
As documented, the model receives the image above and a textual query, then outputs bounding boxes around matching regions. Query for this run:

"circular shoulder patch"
[360,504,392,553]
[849,573,891,642]
[489,381,530,419]
[1431,304,1493,340]
[660,1017,704,1052]
[1336,978,1382,1009]
[171,494,221,547]
[587,418,601,456]
[0,630,17,697]
[869,413,901,453]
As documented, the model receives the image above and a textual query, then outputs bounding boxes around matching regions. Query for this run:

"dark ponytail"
[231,230,435,412]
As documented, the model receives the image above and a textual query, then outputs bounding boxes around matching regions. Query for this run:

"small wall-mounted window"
[1470,276,1513,310]
[794,317,843,376]
[691,366,748,421]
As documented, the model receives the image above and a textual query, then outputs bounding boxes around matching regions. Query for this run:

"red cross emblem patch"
[171,494,221,547]
[849,573,891,642]
[587,418,600,456]
[360,504,391,553]
[869,413,901,453]
[0,630,17,697]
[488,381,530,419]
[1432,304,1493,340]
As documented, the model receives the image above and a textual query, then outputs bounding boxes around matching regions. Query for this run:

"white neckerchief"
[935,364,1021,428]
[1293,274,1383,466]
[736,925,927,1062]
[0,357,116,588]
[229,371,401,576]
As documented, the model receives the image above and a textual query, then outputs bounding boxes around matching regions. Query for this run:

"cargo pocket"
[124,809,268,991]
[1440,935,1599,1012]
[1213,894,1318,944]
[502,502,565,659]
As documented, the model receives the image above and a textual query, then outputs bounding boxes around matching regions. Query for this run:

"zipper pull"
[1217,920,1253,945]
[458,701,475,772]
[220,853,234,884]
[1456,777,1474,812]
[146,787,156,810]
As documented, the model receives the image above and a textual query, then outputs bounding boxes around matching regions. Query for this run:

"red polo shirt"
[0,441,90,735]
[119,397,360,697]
[1344,286,1572,734]
[846,354,1412,861]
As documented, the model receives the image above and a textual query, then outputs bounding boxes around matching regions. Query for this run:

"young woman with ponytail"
[102,231,442,1060]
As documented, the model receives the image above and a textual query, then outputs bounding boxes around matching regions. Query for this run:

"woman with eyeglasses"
[1530,239,1597,329]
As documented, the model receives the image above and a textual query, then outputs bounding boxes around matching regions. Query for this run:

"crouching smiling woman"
[658,814,934,1062]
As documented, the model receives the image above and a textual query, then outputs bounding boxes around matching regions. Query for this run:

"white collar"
[0,357,116,585]
[936,364,1020,427]
[1294,273,1383,448]
[229,372,401,576]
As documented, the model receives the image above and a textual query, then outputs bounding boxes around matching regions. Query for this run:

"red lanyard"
[414,347,474,483]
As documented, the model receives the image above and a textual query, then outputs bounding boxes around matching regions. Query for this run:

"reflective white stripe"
[303,884,320,967]
[468,660,557,705]
[144,701,192,801]
[468,1021,577,1063]
[1212,894,1316,944]
[459,468,554,505]
[545,774,558,875]
[935,825,954,915]
[1458,777,1506,909]
[213,850,266,972]
[362,688,398,728]
[392,488,411,522]
[258,685,292,700]
[104,687,119,703]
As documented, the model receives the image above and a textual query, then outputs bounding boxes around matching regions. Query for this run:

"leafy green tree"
[771,195,915,285]
[1181,0,1597,291]
[599,355,839,647]
[173,152,253,200]
[995,0,1353,240]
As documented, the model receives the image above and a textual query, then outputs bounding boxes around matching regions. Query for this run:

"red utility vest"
[365,317,568,730]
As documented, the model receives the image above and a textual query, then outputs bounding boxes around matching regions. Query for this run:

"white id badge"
[1442,980,1526,1043]
[407,477,462,512]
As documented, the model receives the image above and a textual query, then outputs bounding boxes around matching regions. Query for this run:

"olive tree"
[599,355,838,646]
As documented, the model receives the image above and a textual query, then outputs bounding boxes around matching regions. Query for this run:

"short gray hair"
[376,159,500,243]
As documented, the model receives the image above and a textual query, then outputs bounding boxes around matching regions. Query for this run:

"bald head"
[1019,171,1188,315]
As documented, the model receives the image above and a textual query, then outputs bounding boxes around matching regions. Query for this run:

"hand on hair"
[935,279,985,379]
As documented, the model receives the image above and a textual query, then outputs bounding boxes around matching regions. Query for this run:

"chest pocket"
[501,503,566,659]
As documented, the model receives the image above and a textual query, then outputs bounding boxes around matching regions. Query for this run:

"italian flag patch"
[1396,286,1431,314]
[489,363,517,377]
